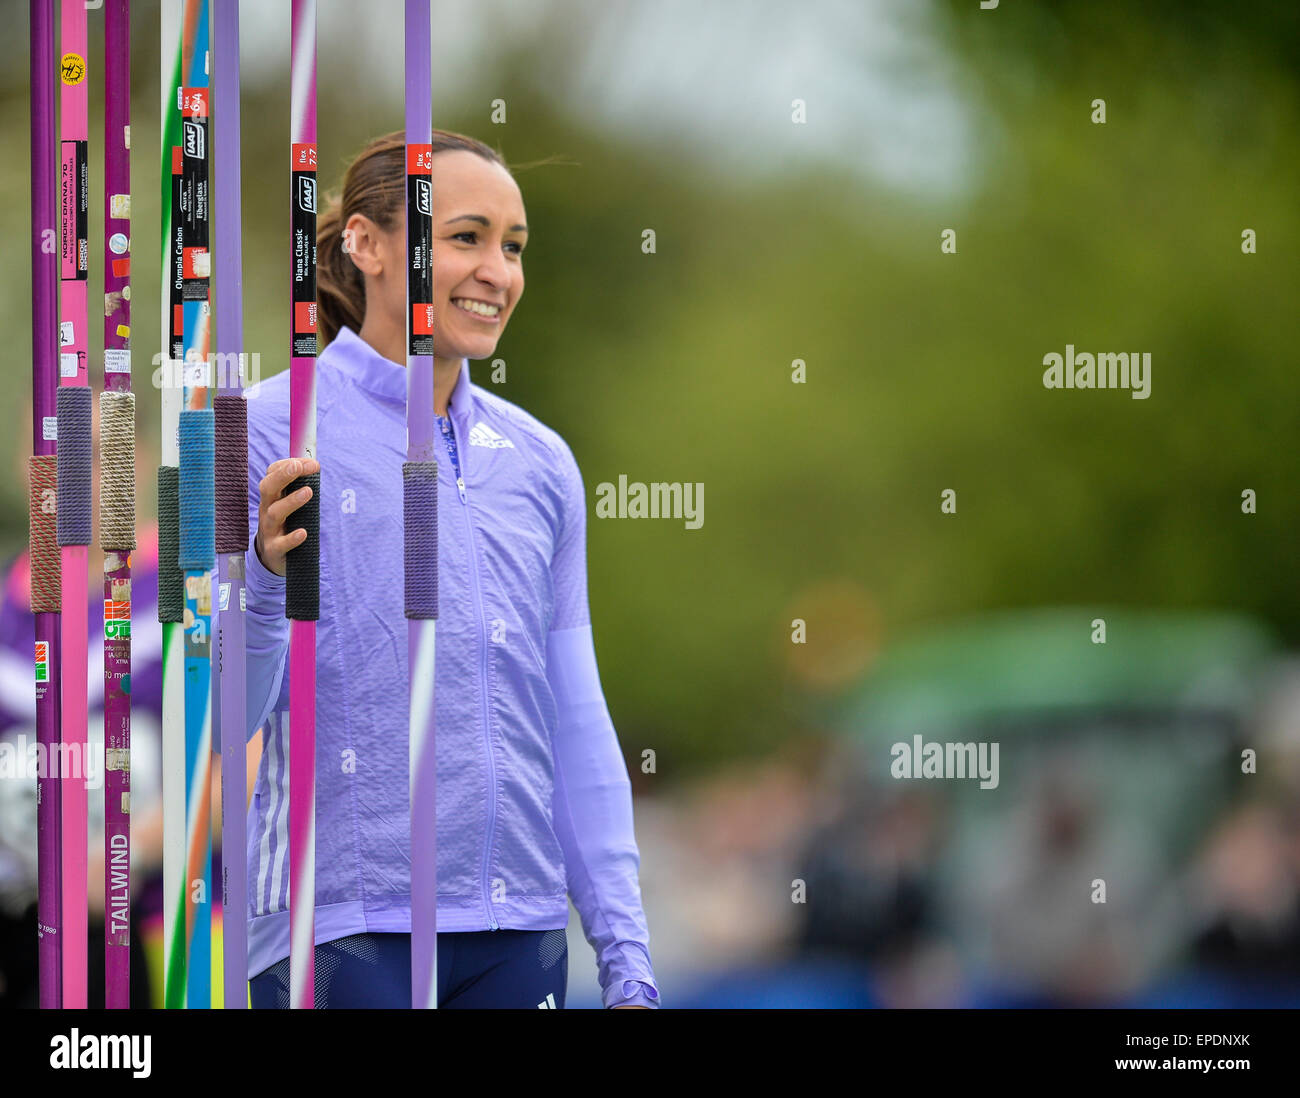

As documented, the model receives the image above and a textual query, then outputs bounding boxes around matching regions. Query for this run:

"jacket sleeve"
[243,428,290,743]
[547,441,660,1009]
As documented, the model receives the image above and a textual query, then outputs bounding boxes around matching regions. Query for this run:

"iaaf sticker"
[183,119,205,159]
[416,178,431,216]
[298,175,317,214]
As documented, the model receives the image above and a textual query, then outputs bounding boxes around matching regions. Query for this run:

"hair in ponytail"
[316,129,515,351]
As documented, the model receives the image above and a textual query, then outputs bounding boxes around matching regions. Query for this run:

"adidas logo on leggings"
[537,993,557,1009]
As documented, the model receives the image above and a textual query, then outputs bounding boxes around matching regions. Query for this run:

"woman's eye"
[453,231,524,256]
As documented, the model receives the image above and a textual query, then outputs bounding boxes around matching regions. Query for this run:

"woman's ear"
[343,213,383,277]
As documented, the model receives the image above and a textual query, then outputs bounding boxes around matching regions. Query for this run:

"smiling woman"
[239,129,660,1010]
[316,131,527,414]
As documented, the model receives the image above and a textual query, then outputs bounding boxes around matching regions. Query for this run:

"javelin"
[286,0,320,1011]
[403,0,439,1011]
[176,0,215,1011]
[28,0,62,1010]
[100,0,135,1010]
[212,0,249,1010]
[158,0,186,1010]
[57,0,91,1010]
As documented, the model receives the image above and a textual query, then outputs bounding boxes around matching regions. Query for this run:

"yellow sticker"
[116,324,130,339]
[60,53,86,85]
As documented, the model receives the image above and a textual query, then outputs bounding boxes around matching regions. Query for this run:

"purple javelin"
[101,0,133,1010]
[29,0,62,1011]
[404,0,437,1010]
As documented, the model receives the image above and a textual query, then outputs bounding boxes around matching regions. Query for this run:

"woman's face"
[365,149,527,362]
[431,150,528,361]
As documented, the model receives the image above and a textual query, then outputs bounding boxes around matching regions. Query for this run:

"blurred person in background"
[1188,798,1300,986]
[1,393,271,1006]
[957,752,1168,1007]
[794,785,963,1008]
[1182,662,1300,1002]
[0,395,163,1006]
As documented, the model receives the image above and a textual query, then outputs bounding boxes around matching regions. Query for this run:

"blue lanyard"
[435,412,463,484]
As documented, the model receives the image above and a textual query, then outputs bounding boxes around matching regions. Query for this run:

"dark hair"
[316,129,511,350]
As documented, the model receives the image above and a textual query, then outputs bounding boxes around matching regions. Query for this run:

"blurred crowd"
[563,654,1300,1008]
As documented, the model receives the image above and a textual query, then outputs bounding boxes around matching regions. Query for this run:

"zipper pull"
[456,476,467,504]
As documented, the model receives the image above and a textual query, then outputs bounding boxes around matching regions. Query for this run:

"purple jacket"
[239,325,659,1008]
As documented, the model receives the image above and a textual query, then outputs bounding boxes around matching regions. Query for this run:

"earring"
[341,230,352,254]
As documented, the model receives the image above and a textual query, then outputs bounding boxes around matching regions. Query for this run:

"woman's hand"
[254,457,321,577]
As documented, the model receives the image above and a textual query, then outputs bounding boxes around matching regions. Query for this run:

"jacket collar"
[327,324,472,423]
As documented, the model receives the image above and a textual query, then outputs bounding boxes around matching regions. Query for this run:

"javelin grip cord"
[402,461,438,620]
[178,409,215,571]
[213,393,249,555]
[285,471,320,620]
[99,391,136,552]
[56,387,93,548]
[28,456,61,613]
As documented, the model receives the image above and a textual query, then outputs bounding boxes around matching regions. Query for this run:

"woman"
[241,131,658,1009]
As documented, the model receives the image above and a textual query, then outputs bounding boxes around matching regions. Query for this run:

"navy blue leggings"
[249,930,568,1009]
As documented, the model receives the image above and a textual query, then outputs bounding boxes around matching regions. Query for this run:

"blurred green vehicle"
[803,607,1287,1005]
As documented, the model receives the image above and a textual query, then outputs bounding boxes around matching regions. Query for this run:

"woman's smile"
[450,296,503,324]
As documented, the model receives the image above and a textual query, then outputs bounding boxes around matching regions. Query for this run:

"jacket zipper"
[446,414,499,931]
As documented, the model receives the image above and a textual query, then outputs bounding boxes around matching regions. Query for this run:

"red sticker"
[172,145,182,174]
[294,301,317,334]
[407,144,433,173]
[291,143,317,170]
[182,247,207,279]
[180,87,208,117]
[413,305,434,335]
[112,258,130,278]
